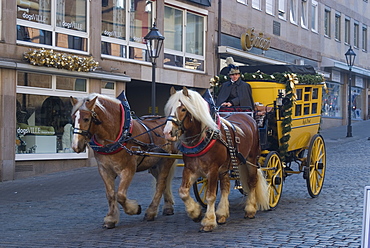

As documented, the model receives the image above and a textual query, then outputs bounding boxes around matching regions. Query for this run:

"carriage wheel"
[263,151,283,209]
[193,177,209,208]
[305,134,326,198]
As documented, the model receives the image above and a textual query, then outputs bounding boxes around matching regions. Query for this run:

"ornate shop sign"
[241,28,271,51]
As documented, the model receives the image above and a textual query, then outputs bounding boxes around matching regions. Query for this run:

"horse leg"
[116,168,142,216]
[200,171,219,232]
[216,172,230,225]
[98,166,120,229]
[239,163,258,219]
[178,167,202,223]
[145,160,176,221]
[162,160,176,216]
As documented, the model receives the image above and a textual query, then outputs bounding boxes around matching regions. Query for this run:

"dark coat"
[215,78,254,107]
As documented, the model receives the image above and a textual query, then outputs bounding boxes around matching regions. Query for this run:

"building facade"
[217,0,370,130]
[1,0,216,181]
[1,0,369,181]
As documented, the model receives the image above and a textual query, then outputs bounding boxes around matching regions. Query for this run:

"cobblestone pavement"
[1,121,370,247]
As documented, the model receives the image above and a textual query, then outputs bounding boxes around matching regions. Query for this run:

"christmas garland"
[24,48,99,72]
[210,71,325,160]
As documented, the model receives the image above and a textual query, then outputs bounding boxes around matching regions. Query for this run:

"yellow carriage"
[193,65,327,209]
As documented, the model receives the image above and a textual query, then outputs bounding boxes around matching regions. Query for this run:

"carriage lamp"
[345,46,356,137]
[144,22,165,115]
[276,90,284,106]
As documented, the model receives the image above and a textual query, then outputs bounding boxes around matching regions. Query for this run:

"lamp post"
[345,46,356,137]
[144,22,165,115]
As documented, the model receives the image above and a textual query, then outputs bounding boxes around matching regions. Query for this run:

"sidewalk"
[319,119,370,146]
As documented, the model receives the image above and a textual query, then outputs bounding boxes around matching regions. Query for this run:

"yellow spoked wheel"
[263,151,283,210]
[193,177,211,208]
[305,134,326,198]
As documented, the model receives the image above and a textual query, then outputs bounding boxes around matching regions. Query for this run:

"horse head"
[70,95,101,153]
[164,87,218,143]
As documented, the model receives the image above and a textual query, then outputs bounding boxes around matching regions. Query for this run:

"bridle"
[73,109,102,139]
[166,105,190,138]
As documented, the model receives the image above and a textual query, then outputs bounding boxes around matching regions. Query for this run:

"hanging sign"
[241,28,271,51]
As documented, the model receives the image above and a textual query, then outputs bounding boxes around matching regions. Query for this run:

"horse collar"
[178,115,221,157]
[89,103,132,155]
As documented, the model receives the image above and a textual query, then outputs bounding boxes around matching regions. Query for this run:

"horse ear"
[85,96,98,110]
[70,96,79,106]
[170,86,176,95]
[182,87,189,97]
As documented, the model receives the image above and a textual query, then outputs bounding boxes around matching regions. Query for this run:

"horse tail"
[238,165,270,211]
[255,169,270,211]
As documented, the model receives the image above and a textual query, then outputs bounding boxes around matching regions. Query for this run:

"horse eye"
[83,118,90,122]
[181,108,187,112]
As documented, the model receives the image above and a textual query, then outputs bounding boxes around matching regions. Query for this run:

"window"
[354,22,360,48]
[252,0,261,10]
[266,0,275,15]
[101,0,153,62]
[16,72,88,159]
[17,0,88,52]
[278,0,286,19]
[290,0,298,24]
[311,0,318,32]
[345,17,350,44]
[301,0,308,28]
[335,12,341,41]
[237,0,248,4]
[324,8,331,37]
[322,82,342,118]
[164,5,206,71]
[363,25,368,51]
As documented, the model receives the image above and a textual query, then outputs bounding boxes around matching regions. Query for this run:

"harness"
[88,104,132,155]
[178,116,221,157]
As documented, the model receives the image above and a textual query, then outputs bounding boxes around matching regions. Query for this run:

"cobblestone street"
[1,121,369,247]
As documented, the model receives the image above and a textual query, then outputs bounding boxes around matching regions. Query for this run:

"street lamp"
[144,22,165,115]
[345,46,356,137]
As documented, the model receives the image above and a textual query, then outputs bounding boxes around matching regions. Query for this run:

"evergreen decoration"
[209,70,325,161]
[24,48,99,72]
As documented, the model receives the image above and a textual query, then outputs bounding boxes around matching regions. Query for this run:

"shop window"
[16,94,73,154]
[351,87,363,119]
[296,88,302,100]
[322,82,342,117]
[16,0,88,52]
[16,72,88,158]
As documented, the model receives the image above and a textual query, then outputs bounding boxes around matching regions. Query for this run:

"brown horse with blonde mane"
[163,87,269,232]
[70,92,177,229]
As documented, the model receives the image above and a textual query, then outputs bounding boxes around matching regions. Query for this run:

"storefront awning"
[322,57,370,78]
[218,46,286,66]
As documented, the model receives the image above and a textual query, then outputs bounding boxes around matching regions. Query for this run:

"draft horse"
[163,87,269,232]
[70,92,177,229]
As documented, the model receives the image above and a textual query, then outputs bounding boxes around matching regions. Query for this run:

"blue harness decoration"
[89,91,132,155]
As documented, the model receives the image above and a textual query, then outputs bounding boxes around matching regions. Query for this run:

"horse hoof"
[217,216,227,225]
[137,205,142,215]
[199,226,214,233]
[144,213,155,221]
[244,214,256,219]
[103,222,116,229]
[163,208,174,216]
[192,214,203,223]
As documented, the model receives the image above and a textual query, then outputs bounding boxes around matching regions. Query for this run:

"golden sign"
[241,28,271,51]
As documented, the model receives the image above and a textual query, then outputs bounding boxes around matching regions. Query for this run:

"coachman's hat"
[225,57,240,75]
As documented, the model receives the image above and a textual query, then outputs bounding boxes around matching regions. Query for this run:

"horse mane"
[165,89,218,131]
[72,93,121,114]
